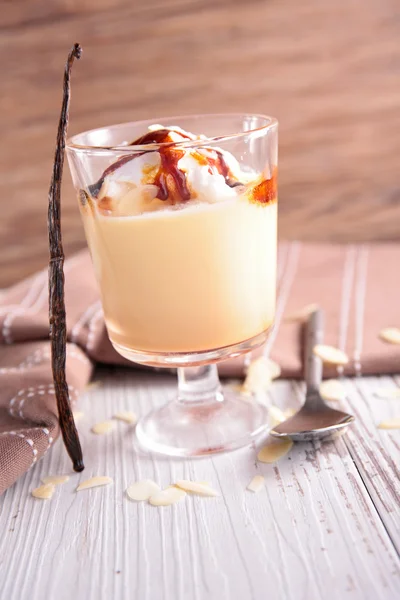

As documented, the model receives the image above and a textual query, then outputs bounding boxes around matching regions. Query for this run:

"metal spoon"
[269,308,355,442]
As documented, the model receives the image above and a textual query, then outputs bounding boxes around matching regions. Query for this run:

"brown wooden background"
[1,0,400,287]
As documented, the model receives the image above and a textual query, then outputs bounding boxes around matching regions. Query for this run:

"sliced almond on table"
[374,388,400,399]
[284,408,296,418]
[91,420,116,435]
[378,418,400,430]
[257,437,293,463]
[149,487,186,506]
[175,480,219,497]
[85,380,103,390]
[319,379,345,402]
[254,357,281,380]
[169,481,211,489]
[379,328,400,345]
[187,481,211,487]
[264,358,281,380]
[113,411,137,425]
[268,405,287,427]
[76,476,113,491]
[226,379,242,389]
[32,483,56,499]
[313,345,349,366]
[243,357,281,394]
[247,475,265,493]
[126,479,160,501]
[41,475,70,486]
[228,381,251,395]
[284,303,319,322]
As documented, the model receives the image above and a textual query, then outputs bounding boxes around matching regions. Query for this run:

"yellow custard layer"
[83,196,277,354]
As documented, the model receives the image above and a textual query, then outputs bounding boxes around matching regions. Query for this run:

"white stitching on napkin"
[18,347,51,370]
[20,345,90,368]
[0,429,55,465]
[41,427,53,450]
[0,367,20,375]
[0,344,91,376]
[4,431,38,464]
[9,384,79,419]
[0,349,50,374]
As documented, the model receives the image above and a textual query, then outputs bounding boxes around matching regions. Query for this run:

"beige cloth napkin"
[1,242,399,493]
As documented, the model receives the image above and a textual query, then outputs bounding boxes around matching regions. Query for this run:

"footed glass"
[67,113,278,457]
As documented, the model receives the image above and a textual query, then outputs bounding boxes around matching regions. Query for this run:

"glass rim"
[66,112,278,153]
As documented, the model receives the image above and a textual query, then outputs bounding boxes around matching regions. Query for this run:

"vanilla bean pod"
[48,43,84,471]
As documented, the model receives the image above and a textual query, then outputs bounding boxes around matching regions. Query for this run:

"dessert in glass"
[67,114,278,456]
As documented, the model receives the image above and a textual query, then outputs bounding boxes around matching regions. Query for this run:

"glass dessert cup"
[67,114,278,457]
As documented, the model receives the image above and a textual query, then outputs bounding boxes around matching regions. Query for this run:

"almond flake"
[169,480,211,490]
[126,480,160,501]
[379,328,400,345]
[76,476,113,491]
[247,475,265,493]
[257,437,293,463]
[378,418,400,430]
[91,420,116,435]
[265,358,281,380]
[149,487,186,506]
[41,475,70,486]
[268,405,287,427]
[85,380,103,390]
[313,345,349,366]
[284,408,296,418]
[32,483,56,499]
[113,411,137,425]
[228,381,251,395]
[243,357,281,394]
[72,411,84,421]
[284,303,319,323]
[319,379,345,402]
[374,388,400,399]
[175,480,219,497]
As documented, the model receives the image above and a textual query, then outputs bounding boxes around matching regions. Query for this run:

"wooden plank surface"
[0,370,399,600]
[2,0,400,286]
[342,376,400,552]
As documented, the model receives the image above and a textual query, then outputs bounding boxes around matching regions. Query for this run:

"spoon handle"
[305,309,324,393]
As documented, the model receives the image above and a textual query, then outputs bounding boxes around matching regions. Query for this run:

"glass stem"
[177,364,224,404]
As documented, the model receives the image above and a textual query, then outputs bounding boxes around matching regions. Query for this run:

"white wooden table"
[1,368,399,600]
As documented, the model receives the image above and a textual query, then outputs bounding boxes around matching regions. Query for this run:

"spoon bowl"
[270,394,355,442]
[269,309,355,442]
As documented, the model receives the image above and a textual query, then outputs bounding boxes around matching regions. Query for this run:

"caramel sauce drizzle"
[86,127,277,207]
[248,167,278,204]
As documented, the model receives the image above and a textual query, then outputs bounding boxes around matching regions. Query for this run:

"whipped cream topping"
[87,125,253,216]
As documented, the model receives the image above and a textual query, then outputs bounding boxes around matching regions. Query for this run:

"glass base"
[135,389,269,457]
[111,328,269,368]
